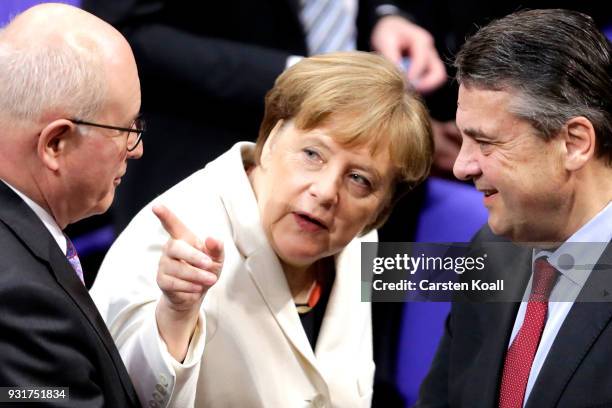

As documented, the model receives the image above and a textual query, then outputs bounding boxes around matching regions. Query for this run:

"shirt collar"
[534,201,612,287]
[0,179,67,255]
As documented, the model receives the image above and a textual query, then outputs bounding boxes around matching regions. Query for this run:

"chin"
[277,245,325,268]
[94,193,115,215]
[487,216,510,239]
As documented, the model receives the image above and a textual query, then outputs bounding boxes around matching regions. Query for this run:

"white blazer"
[92,143,375,408]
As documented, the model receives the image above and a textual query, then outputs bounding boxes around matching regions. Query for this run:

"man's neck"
[558,164,612,242]
[0,170,68,229]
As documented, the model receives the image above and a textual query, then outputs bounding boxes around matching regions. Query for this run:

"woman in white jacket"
[92,51,433,408]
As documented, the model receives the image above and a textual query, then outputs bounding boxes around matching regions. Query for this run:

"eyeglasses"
[69,117,146,151]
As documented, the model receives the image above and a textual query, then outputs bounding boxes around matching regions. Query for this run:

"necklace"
[295,280,322,314]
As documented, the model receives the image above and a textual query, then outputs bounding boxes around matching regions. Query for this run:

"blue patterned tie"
[301,0,356,55]
[65,235,85,284]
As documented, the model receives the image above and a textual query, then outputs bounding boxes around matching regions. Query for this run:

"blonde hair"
[255,51,433,230]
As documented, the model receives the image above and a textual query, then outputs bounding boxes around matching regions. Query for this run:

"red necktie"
[498,257,559,408]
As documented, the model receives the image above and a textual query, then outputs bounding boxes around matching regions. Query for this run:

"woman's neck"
[282,261,317,300]
[282,258,333,300]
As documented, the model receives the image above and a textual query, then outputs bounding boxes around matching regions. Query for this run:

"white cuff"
[123,308,206,408]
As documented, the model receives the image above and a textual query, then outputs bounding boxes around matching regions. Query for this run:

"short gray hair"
[0,28,106,125]
[455,9,612,164]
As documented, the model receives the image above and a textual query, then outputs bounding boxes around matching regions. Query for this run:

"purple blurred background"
[0,0,80,26]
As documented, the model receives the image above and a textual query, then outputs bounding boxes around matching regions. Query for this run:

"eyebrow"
[463,127,492,140]
[303,136,384,182]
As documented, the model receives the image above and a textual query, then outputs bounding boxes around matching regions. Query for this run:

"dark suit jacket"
[0,182,139,407]
[416,225,612,408]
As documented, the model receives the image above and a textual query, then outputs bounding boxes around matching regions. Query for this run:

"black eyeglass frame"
[68,118,145,151]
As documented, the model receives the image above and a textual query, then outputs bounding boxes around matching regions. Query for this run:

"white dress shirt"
[1,179,66,254]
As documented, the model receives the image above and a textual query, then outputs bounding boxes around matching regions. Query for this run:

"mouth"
[482,189,497,197]
[293,212,329,231]
[477,187,498,202]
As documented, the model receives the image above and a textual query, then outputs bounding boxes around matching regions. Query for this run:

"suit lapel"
[215,144,327,387]
[479,276,531,405]
[468,302,521,407]
[312,232,373,406]
[461,238,532,406]
[47,249,140,406]
[244,251,327,374]
[0,183,139,406]
[316,240,361,357]
[526,242,612,408]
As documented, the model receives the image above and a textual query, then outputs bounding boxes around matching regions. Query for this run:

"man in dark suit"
[417,9,612,407]
[0,4,143,406]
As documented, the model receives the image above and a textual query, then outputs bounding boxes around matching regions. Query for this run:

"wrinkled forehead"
[293,111,392,158]
[457,85,522,132]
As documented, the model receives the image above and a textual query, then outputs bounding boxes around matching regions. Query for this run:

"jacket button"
[312,394,326,408]
[159,374,169,386]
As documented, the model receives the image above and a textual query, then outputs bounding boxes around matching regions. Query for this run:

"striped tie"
[65,235,85,285]
[301,0,356,55]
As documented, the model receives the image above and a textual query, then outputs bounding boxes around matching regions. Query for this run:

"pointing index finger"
[153,204,201,248]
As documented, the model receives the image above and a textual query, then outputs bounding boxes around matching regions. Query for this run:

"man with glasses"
[0,4,143,406]
[68,117,146,153]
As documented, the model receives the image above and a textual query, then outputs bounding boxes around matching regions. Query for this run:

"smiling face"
[250,120,394,271]
[453,85,572,242]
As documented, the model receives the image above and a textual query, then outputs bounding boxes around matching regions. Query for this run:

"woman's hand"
[152,204,224,362]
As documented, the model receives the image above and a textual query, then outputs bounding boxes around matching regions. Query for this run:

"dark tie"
[65,235,85,285]
[498,257,559,408]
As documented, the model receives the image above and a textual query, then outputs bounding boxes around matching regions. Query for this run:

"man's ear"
[260,119,284,169]
[563,116,596,171]
[37,119,76,171]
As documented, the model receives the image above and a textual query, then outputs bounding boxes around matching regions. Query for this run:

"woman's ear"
[260,119,284,169]
[562,116,596,171]
[37,119,76,171]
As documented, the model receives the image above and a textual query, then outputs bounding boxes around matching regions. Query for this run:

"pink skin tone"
[249,120,394,277]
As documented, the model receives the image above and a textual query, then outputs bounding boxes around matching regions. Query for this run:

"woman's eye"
[303,148,321,161]
[349,173,372,188]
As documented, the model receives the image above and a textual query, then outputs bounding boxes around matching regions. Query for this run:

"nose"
[127,140,143,160]
[453,138,481,181]
[309,171,340,209]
